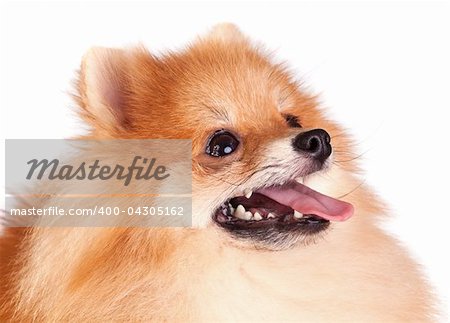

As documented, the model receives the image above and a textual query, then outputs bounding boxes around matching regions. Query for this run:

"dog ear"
[76,47,131,134]
[204,23,247,44]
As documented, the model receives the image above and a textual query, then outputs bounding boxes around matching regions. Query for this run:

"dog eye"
[206,130,240,157]
[283,114,302,128]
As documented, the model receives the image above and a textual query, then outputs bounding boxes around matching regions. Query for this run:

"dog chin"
[219,224,332,251]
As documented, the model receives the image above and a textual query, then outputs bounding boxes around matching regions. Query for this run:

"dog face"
[77,24,354,250]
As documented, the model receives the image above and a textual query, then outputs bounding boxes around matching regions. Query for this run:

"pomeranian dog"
[0,24,435,321]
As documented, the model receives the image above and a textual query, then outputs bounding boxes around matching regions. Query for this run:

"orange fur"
[0,24,436,321]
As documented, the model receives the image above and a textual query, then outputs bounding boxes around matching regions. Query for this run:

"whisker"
[336,179,366,199]
[208,174,241,187]
[207,163,283,188]
[330,132,349,139]
[334,149,372,163]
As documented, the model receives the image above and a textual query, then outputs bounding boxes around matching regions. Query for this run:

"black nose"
[292,129,332,163]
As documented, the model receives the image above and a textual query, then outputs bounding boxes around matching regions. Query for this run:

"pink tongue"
[258,182,353,221]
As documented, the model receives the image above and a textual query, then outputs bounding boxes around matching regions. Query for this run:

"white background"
[1,1,449,319]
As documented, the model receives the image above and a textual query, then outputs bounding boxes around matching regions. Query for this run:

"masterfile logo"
[26,156,170,186]
[4,139,192,227]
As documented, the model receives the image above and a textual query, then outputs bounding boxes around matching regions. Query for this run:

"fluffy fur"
[0,24,435,321]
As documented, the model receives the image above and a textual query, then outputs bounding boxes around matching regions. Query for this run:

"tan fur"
[0,24,435,321]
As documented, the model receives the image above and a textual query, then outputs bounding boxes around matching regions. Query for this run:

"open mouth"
[214,180,354,236]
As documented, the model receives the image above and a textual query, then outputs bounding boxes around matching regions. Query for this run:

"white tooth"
[267,213,275,219]
[229,205,235,214]
[294,210,304,218]
[234,205,247,219]
[244,189,253,199]
[296,177,304,184]
[222,209,228,215]
[253,212,262,221]
[244,211,253,220]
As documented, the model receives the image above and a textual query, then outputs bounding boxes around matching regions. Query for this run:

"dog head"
[76,24,356,250]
